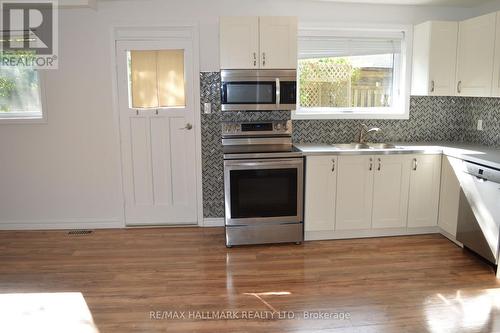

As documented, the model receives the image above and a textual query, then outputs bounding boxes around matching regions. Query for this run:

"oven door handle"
[225,159,303,168]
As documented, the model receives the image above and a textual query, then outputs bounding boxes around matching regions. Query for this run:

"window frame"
[292,22,413,120]
[0,68,47,124]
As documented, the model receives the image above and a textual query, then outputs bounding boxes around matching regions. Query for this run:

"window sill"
[291,110,410,120]
[0,113,46,124]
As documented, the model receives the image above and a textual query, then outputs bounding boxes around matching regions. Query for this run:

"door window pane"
[129,49,185,109]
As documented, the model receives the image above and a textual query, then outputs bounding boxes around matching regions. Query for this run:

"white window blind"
[298,34,403,59]
[129,49,185,109]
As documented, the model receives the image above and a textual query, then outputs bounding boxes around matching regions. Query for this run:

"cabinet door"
[492,12,500,97]
[220,17,259,69]
[259,16,297,69]
[304,156,337,232]
[372,155,411,229]
[456,13,496,97]
[411,21,458,96]
[428,21,458,96]
[408,155,442,228]
[438,156,461,236]
[335,155,374,231]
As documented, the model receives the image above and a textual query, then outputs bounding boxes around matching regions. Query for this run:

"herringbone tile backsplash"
[200,71,500,218]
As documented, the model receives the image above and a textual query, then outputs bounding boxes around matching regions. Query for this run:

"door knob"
[180,123,193,130]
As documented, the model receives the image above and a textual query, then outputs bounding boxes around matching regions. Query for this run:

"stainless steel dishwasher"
[456,161,500,265]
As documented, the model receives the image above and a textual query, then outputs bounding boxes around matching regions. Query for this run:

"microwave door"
[222,81,277,111]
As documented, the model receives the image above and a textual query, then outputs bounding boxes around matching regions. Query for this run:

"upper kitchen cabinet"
[219,17,260,69]
[456,13,497,97]
[219,16,297,69]
[411,21,458,96]
[259,17,298,69]
[492,12,500,96]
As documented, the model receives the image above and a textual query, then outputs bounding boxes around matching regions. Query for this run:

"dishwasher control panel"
[464,161,500,184]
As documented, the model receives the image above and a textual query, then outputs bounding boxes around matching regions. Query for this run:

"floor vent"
[67,230,93,236]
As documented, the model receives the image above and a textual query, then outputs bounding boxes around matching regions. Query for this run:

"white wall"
[0,0,479,229]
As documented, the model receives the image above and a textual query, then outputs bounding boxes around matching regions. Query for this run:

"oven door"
[224,158,304,226]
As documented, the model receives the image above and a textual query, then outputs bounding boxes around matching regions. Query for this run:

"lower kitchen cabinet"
[335,155,374,231]
[371,155,411,229]
[437,156,461,237]
[304,152,444,241]
[304,156,337,232]
[407,154,442,228]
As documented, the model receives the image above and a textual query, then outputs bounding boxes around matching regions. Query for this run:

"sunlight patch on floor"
[425,288,500,333]
[0,292,99,333]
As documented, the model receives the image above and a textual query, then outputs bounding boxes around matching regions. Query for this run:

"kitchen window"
[0,52,44,122]
[293,25,412,120]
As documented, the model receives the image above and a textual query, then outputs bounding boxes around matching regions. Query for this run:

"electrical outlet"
[203,102,212,114]
[477,119,483,131]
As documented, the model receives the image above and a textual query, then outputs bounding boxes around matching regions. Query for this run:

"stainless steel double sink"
[332,143,401,150]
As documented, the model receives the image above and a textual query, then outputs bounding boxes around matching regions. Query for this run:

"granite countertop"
[295,142,500,170]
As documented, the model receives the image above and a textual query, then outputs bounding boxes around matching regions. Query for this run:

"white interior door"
[116,40,198,226]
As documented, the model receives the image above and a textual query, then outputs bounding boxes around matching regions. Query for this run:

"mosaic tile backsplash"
[200,71,500,218]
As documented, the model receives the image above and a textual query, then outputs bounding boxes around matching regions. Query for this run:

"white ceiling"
[317,0,494,7]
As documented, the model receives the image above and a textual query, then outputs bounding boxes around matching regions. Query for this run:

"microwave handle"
[221,83,226,103]
[276,78,280,105]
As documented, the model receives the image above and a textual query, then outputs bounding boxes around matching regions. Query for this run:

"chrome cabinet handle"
[253,52,257,67]
[331,159,336,172]
[457,80,462,94]
[369,158,373,171]
[180,123,193,130]
[430,80,435,93]
[377,158,381,171]
[262,52,266,67]
[413,158,418,171]
[276,78,280,105]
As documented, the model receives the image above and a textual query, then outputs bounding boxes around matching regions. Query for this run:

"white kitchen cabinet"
[259,17,297,69]
[407,154,442,228]
[304,156,337,232]
[335,155,374,231]
[371,155,411,229]
[492,12,500,97]
[219,16,297,69]
[438,156,461,237]
[456,13,497,97]
[411,21,458,96]
[219,17,259,69]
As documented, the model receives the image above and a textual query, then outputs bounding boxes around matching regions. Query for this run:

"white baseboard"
[202,218,224,227]
[439,228,463,247]
[0,217,123,230]
[305,226,440,241]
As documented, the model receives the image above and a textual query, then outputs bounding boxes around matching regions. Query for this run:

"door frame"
[110,24,203,227]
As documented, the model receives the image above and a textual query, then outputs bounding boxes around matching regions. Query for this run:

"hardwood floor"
[1,227,500,333]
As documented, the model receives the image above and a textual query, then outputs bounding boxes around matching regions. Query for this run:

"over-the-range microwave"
[220,69,296,111]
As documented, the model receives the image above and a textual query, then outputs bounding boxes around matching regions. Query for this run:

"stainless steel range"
[222,120,304,247]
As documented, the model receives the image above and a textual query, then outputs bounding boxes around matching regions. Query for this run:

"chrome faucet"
[357,124,382,144]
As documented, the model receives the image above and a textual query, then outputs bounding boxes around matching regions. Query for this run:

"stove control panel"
[222,120,292,137]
